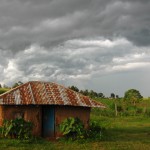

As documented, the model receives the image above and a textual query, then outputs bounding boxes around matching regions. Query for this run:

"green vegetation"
[0,115,150,150]
[0,81,23,94]
[0,98,150,150]
[0,138,55,150]
[124,89,143,106]
[94,97,150,117]
[0,118,33,140]
[0,88,9,95]
[69,86,105,98]
[12,81,23,88]
[59,117,85,140]
[59,117,104,140]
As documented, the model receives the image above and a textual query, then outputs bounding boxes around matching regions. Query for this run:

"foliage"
[93,97,150,117]
[69,86,79,92]
[110,93,115,99]
[85,121,105,140]
[12,81,23,88]
[98,92,105,98]
[124,89,143,105]
[69,85,105,98]
[59,117,105,141]
[0,118,33,140]
[0,88,9,94]
[59,117,85,140]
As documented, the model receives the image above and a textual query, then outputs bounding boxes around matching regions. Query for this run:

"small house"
[0,81,105,139]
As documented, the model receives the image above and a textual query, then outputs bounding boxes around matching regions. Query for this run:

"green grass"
[0,138,55,150]
[0,88,10,95]
[56,116,150,150]
[0,115,150,150]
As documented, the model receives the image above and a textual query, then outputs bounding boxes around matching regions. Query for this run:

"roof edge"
[0,81,106,108]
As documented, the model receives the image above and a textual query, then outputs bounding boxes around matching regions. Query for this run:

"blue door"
[42,106,55,137]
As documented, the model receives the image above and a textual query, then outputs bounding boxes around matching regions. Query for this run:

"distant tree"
[94,91,98,97]
[89,90,93,97]
[69,86,105,99]
[83,89,89,96]
[79,90,84,95]
[12,81,23,88]
[69,86,79,92]
[124,89,143,105]
[18,81,23,85]
[116,95,119,99]
[110,93,115,99]
[98,93,105,98]
[0,84,2,88]
[12,83,19,88]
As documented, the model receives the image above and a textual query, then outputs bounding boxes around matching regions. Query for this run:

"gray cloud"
[0,0,150,52]
[0,0,150,96]
[1,37,150,96]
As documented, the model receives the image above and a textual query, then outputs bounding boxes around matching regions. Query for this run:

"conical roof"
[0,81,105,108]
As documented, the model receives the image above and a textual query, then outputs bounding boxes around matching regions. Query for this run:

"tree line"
[0,81,23,89]
[68,85,120,99]
[69,85,143,106]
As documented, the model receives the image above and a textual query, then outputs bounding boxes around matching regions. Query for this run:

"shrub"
[59,117,105,141]
[59,117,85,140]
[85,121,105,140]
[0,118,33,140]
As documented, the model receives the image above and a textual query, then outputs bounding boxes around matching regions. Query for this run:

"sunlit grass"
[0,88,10,95]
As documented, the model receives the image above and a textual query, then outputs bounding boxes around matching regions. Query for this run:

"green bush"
[59,117,105,141]
[59,117,85,140]
[0,118,33,140]
[85,121,105,140]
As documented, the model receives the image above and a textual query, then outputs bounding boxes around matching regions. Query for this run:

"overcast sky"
[0,0,150,97]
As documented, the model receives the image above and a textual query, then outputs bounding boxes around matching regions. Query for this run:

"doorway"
[42,106,55,138]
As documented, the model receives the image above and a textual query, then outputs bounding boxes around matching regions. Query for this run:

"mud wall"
[0,106,4,126]
[1,105,42,136]
[55,106,91,137]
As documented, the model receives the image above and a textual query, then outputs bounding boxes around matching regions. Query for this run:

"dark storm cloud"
[0,0,150,52]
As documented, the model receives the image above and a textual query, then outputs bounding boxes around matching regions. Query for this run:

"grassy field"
[0,116,150,150]
[0,88,10,94]
[0,99,150,150]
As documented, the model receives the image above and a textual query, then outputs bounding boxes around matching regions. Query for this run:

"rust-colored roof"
[0,81,105,108]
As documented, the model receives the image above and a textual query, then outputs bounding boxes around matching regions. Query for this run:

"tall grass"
[94,98,150,117]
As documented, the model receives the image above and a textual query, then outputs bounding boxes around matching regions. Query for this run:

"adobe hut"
[0,81,105,138]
